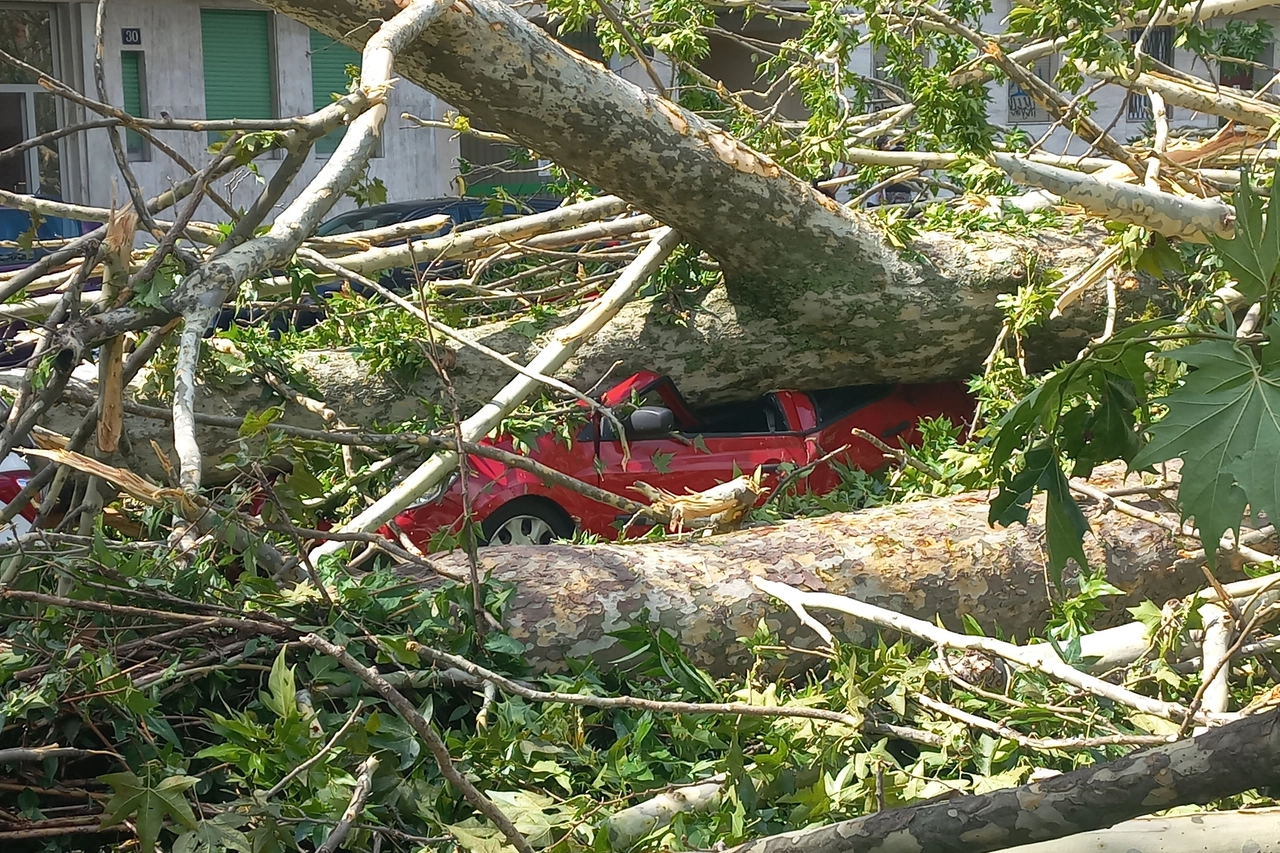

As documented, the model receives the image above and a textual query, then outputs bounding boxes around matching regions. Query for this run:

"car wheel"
[481,498,574,547]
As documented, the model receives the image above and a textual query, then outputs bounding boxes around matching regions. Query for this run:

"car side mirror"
[626,406,675,436]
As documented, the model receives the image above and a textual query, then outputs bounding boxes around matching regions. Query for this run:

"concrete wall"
[65,0,457,223]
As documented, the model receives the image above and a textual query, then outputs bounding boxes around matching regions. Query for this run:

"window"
[120,51,148,161]
[200,9,274,144]
[309,30,360,156]
[809,385,894,426]
[1127,26,1174,122]
[1008,56,1054,124]
[0,8,61,194]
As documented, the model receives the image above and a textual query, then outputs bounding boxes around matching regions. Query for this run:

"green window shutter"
[310,30,360,155]
[201,9,273,144]
[120,50,146,159]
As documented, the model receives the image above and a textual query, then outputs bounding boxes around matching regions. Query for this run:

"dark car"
[0,202,96,368]
[0,202,95,273]
[312,196,564,241]
[222,195,565,334]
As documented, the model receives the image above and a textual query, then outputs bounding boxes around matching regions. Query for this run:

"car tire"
[481,498,574,547]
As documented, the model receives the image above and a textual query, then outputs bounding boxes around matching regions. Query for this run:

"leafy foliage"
[9,543,1264,853]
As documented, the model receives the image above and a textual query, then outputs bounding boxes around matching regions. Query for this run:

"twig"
[405,640,946,746]
[910,693,1174,749]
[753,578,1212,725]
[0,746,121,764]
[299,633,535,853]
[264,702,364,798]
[315,755,379,853]
[594,0,670,98]
[763,444,849,506]
[0,589,292,636]
[850,428,944,480]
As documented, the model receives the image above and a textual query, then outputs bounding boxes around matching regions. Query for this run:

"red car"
[392,371,974,549]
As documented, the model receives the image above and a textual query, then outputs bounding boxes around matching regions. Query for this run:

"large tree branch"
[252,0,1198,388]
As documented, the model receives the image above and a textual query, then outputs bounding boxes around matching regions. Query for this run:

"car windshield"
[808,385,894,425]
[314,208,429,237]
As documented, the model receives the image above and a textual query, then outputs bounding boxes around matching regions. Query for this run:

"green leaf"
[447,821,510,853]
[174,814,253,853]
[990,444,1089,589]
[239,407,284,438]
[692,434,710,454]
[99,771,199,853]
[1127,600,1165,635]
[1209,163,1280,301]
[260,648,296,720]
[1131,332,1280,558]
[484,633,526,657]
[650,449,674,474]
[284,464,325,499]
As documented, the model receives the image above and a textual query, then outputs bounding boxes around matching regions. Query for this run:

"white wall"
[74,0,458,225]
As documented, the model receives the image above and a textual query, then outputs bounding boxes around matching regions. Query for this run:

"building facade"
[0,0,671,225]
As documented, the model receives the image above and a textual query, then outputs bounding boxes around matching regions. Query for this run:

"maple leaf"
[1132,328,1280,560]
[99,771,199,853]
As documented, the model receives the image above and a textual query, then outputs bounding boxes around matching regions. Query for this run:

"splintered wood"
[632,469,764,534]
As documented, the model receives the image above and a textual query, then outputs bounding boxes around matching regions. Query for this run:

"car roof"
[0,200,92,269]
[314,196,563,236]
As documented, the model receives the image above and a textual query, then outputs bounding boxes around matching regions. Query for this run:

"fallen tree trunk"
[1007,809,1280,853]
[411,465,1260,675]
[247,0,1159,387]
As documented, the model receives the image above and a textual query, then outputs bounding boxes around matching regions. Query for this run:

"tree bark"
[1004,809,1280,853]
[253,0,1157,387]
[725,708,1280,853]
[407,464,1257,676]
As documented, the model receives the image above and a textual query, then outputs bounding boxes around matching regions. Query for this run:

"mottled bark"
[1006,809,1280,853]
[410,465,1257,676]
[253,0,1155,386]
[726,708,1280,853]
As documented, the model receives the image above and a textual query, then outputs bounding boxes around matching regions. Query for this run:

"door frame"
[0,86,41,193]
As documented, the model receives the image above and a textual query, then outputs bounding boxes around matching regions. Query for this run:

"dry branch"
[754,578,1209,725]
